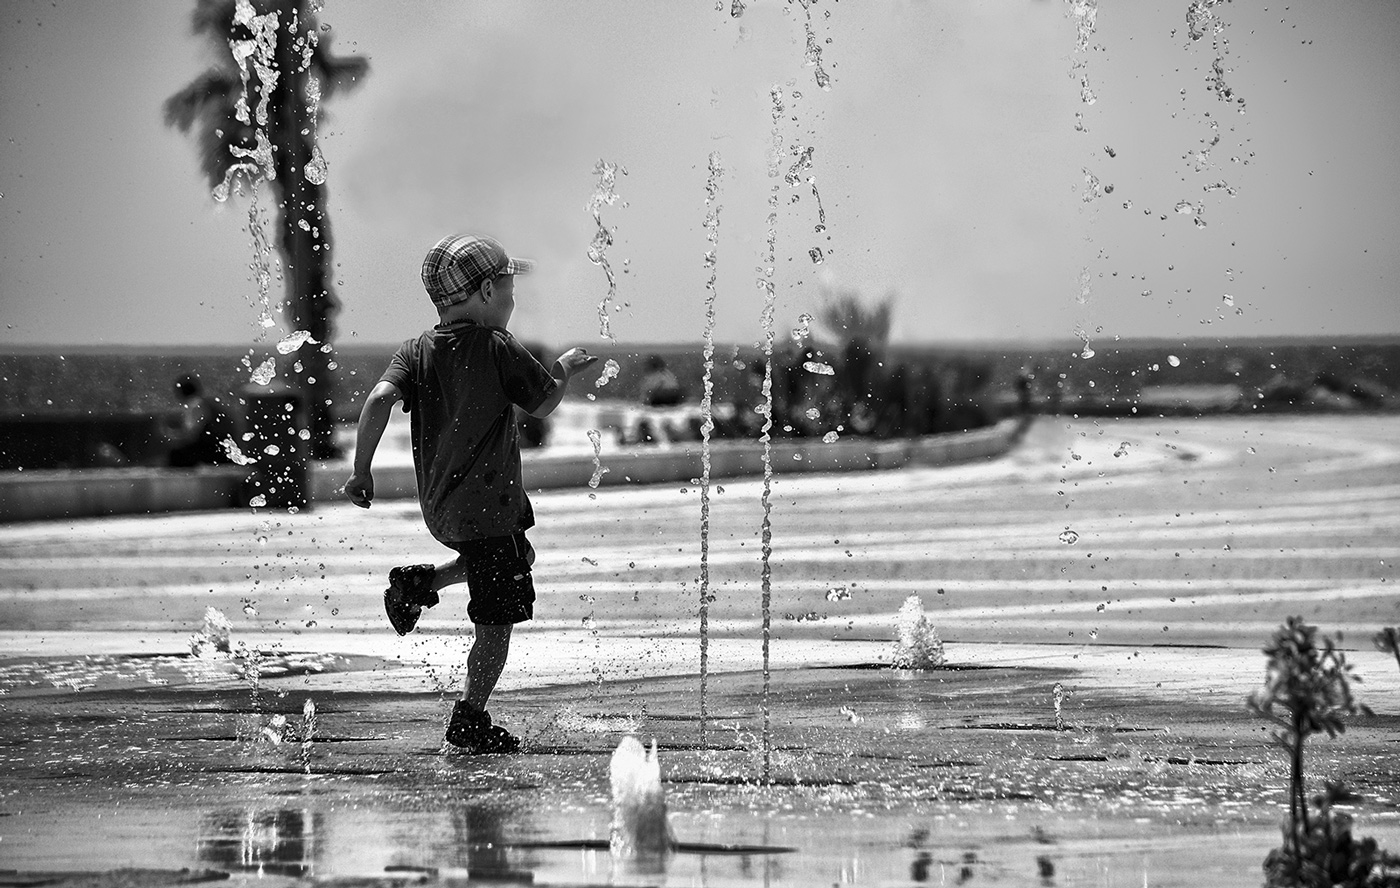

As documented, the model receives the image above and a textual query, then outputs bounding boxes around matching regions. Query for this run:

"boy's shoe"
[445,701,521,754]
[384,564,437,636]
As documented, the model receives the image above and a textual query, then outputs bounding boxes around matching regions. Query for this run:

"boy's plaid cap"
[421,234,534,308]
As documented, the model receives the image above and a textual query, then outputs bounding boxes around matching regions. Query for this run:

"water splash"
[755,84,784,782]
[215,0,279,202]
[784,146,815,187]
[593,358,621,388]
[244,189,278,332]
[190,607,233,658]
[697,151,723,745]
[276,330,318,354]
[892,595,945,670]
[1186,0,1246,113]
[300,697,316,773]
[790,313,812,343]
[297,6,327,186]
[220,437,257,465]
[795,0,832,90]
[1076,329,1095,360]
[586,429,609,489]
[1065,0,1099,105]
[249,357,277,386]
[609,736,676,860]
[1081,168,1105,203]
[587,159,627,341]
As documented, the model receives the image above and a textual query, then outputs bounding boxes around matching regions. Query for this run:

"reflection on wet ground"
[3,658,1398,885]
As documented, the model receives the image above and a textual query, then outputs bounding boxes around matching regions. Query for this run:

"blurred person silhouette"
[165,373,237,467]
[638,354,684,407]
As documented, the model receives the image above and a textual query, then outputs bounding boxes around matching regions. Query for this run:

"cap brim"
[504,257,535,275]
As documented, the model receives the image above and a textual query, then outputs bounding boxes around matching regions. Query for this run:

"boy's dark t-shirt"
[380,319,557,544]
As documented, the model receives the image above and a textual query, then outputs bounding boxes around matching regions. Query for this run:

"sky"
[1,0,1398,351]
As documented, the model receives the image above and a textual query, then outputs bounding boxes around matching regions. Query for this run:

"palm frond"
[163,69,240,132]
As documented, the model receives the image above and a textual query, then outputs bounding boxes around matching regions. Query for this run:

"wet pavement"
[2,416,1399,886]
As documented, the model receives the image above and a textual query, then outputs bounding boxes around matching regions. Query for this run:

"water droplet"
[263,444,281,456]
[804,407,821,420]
[839,705,864,725]
[277,330,318,354]
[1058,529,1080,545]
[822,431,840,444]
[586,429,610,488]
[303,148,327,185]
[249,494,268,508]
[802,361,835,376]
[1167,355,1181,367]
[594,358,621,388]
[249,358,276,386]
[808,247,824,264]
[825,586,851,602]
[1113,442,1130,457]
[1222,294,1234,307]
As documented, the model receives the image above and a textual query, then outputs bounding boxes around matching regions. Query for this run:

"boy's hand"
[343,473,374,508]
[554,347,599,379]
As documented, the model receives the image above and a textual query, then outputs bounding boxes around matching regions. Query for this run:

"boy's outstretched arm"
[527,347,598,419]
[344,380,403,508]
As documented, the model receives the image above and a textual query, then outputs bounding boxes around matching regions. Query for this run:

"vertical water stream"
[697,151,723,744]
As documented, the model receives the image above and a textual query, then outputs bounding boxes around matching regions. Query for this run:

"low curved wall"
[0,418,1027,523]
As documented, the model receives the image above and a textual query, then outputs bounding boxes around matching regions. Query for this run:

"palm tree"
[815,286,896,420]
[165,0,368,458]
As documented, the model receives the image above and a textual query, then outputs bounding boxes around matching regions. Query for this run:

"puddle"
[0,800,1310,887]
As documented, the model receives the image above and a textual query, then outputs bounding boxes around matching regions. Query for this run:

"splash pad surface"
[2,416,1399,885]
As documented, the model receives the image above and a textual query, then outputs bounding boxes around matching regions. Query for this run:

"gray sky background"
[2,0,1398,350]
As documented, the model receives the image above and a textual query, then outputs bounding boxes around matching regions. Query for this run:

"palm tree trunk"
[269,0,340,459]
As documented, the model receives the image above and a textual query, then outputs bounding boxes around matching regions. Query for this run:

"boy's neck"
[437,302,490,327]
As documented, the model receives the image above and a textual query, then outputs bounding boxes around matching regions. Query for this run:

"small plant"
[1248,617,1399,887]
[1261,782,1400,887]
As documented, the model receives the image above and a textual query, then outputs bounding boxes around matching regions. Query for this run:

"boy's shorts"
[448,532,536,625]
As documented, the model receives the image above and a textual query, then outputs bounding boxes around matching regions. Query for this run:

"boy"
[343,234,597,754]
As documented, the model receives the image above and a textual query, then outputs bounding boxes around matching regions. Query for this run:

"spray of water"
[755,86,785,783]
[795,0,832,91]
[587,159,627,341]
[892,595,945,670]
[692,152,726,744]
[1065,0,1099,106]
[587,429,609,489]
[300,697,316,773]
[295,4,329,186]
[593,358,621,389]
[215,0,283,336]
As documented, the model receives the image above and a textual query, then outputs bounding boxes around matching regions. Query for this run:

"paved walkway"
[2,415,1399,886]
